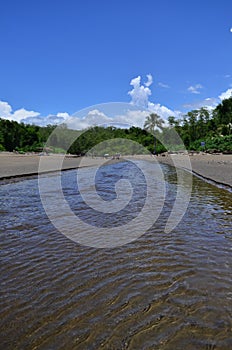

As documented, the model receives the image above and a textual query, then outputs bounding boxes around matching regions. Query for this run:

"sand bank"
[0,152,232,188]
[0,153,106,181]
[157,153,232,188]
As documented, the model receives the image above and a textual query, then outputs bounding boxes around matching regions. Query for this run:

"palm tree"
[144,113,164,155]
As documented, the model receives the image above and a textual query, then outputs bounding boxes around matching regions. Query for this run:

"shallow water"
[1,161,232,349]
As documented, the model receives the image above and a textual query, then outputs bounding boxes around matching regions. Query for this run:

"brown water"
[1,161,232,349]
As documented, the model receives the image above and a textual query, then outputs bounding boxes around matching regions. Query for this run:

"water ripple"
[0,162,232,349]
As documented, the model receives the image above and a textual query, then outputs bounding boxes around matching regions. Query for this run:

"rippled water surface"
[1,161,232,349]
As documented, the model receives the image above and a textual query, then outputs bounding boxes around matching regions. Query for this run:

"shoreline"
[157,153,232,189]
[0,152,232,189]
[0,153,124,184]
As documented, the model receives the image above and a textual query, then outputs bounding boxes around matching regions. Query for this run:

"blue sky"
[0,0,232,127]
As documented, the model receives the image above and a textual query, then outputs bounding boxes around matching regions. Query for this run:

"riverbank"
[0,152,232,188]
[0,152,99,180]
[157,153,232,188]
[0,153,122,183]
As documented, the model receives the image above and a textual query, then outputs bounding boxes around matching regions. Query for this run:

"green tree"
[213,96,232,127]
[144,113,164,154]
[168,116,176,127]
[186,110,198,142]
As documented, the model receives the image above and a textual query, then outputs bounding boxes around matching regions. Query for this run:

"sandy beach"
[157,153,232,188]
[0,153,106,179]
[0,152,232,188]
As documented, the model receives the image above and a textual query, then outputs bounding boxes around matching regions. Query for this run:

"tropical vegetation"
[0,96,231,155]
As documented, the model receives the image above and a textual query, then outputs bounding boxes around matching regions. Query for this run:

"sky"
[0,0,232,128]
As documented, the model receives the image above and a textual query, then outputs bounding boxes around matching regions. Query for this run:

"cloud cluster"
[1,76,232,129]
[0,101,13,118]
[187,84,203,94]
[0,100,70,126]
[219,88,232,101]
[183,97,218,111]
[183,87,232,111]
[67,109,113,130]
[126,74,181,125]
[128,75,152,108]
[66,108,149,130]
[0,74,178,129]
[148,102,181,121]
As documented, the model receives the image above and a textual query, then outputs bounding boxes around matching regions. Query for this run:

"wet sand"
[157,153,232,188]
[0,153,121,182]
[0,152,232,188]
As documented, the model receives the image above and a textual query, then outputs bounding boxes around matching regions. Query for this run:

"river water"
[1,160,232,349]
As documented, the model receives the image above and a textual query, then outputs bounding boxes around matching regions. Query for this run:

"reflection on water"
[0,161,232,349]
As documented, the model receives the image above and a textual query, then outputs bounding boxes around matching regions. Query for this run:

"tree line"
[0,96,231,154]
[167,95,232,153]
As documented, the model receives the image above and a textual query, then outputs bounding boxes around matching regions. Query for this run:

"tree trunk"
[154,135,156,155]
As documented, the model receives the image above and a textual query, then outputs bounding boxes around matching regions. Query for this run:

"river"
[1,160,232,349]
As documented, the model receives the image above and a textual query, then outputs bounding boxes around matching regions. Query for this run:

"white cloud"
[148,102,181,125]
[114,110,149,128]
[128,75,151,108]
[0,101,40,122]
[21,114,69,126]
[0,74,179,129]
[57,112,70,119]
[12,109,40,123]
[68,109,151,130]
[68,74,181,129]
[183,88,232,111]
[127,74,180,123]
[219,88,232,101]
[145,74,153,87]
[230,28,232,33]
[68,106,180,131]
[2,75,232,130]
[67,109,113,130]
[0,100,70,126]
[0,101,12,117]
[187,84,203,94]
[158,82,170,88]
[183,97,218,111]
